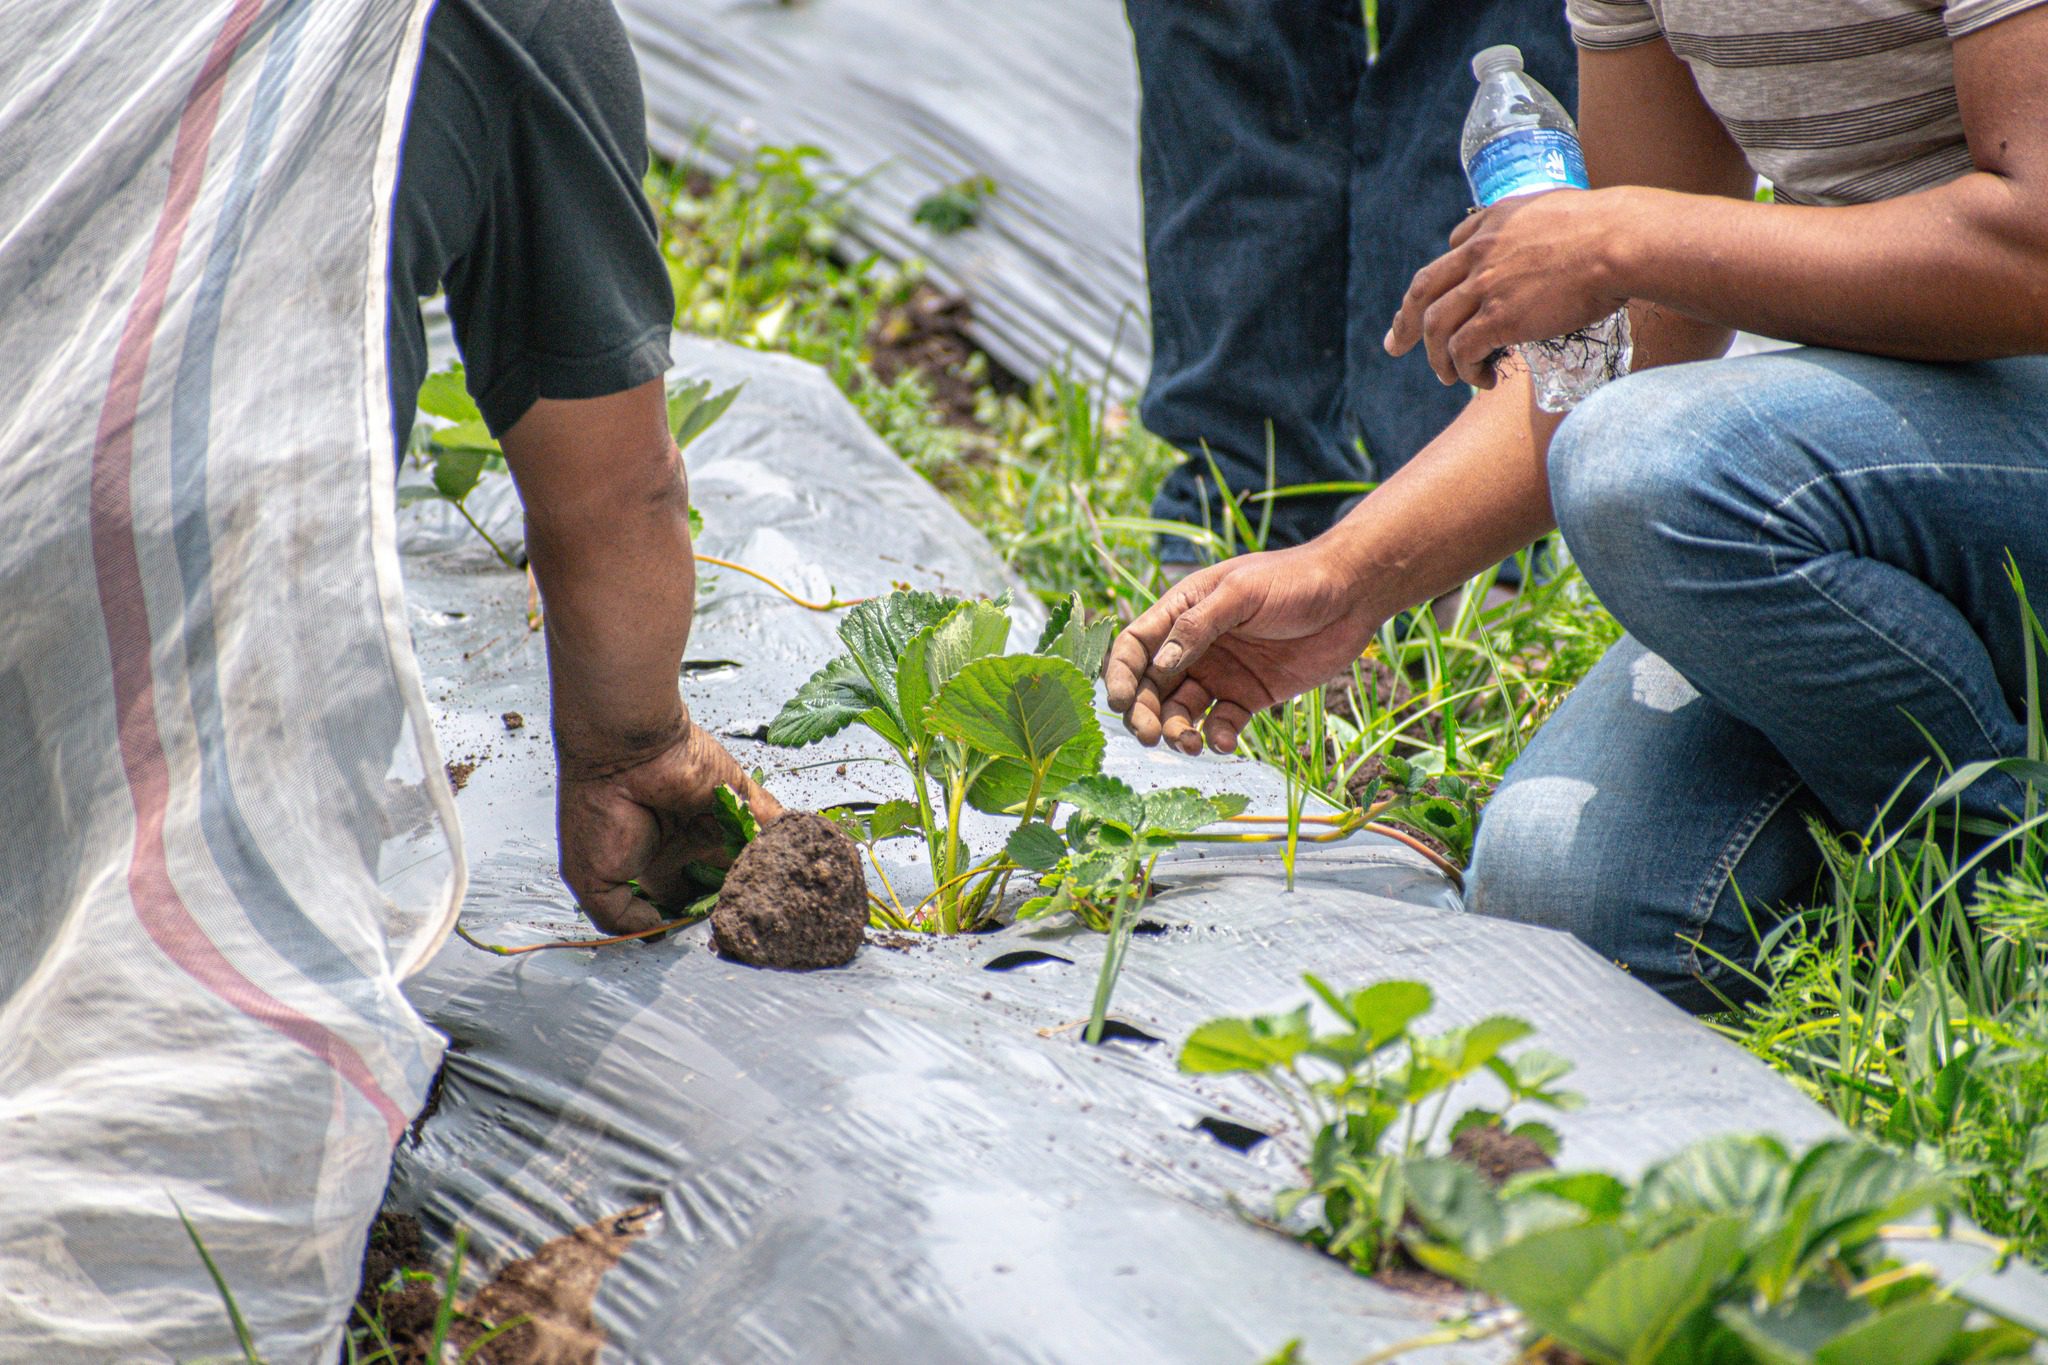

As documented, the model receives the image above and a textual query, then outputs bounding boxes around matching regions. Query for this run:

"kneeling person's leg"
[1468,636,1825,1012]
[1549,350,2048,836]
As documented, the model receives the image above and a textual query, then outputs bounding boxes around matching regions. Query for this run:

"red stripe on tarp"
[86,0,409,1145]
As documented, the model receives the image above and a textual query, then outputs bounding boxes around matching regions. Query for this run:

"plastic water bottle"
[1460,44,1631,412]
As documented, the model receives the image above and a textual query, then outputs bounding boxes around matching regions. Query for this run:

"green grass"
[1718,572,2048,1266]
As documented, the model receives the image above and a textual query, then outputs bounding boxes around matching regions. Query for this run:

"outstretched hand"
[556,716,784,934]
[1104,544,1382,755]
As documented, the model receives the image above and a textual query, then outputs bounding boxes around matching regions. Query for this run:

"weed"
[911,174,997,236]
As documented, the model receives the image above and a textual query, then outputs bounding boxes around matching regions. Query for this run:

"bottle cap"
[1471,44,1524,81]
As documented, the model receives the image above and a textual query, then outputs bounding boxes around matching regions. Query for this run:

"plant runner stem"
[694,554,865,611]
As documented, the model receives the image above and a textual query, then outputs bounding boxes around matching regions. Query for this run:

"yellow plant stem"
[694,553,865,611]
[454,913,701,956]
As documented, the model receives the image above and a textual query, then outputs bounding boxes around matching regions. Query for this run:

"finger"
[1124,677,1166,747]
[571,874,666,936]
[1201,700,1255,755]
[1422,283,1485,388]
[1106,569,1228,711]
[1447,205,1489,250]
[1384,246,1471,358]
[1148,575,1258,688]
[1160,678,1213,757]
[1448,299,1513,390]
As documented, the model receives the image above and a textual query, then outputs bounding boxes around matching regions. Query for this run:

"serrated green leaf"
[1784,1141,1952,1262]
[1717,1284,1873,1365]
[1346,980,1434,1049]
[1056,773,1144,831]
[1178,1006,1313,1074]
[970,721,1105,816]
[430,419,501,454]
[1472,1221,1633,1348]
[397,484,445,506]
[838,589,959,722]
[1041,604,1116,681]
[1006,821,1067,872]
[431,446,489,502]
[1034,595,1077,653]
[1139,787,1246,838]
[1814,1298,1966,1365]
[1404,1157,1505,1255]
[710,784,759,854]
[867,799,921,842]
[417,365,481,423]
[1563,1214,1745,1362]
[1633,1134,1792,1223]
[668,379,743,451]
[928,654,1093,764]
[900,599,1012,747]
[766,655,884,747]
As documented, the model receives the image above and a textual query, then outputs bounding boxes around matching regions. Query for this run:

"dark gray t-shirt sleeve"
[388,0,674,453]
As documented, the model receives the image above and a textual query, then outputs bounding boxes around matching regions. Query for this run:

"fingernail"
[1155,643,1183,673]
[1382,328,1396,352]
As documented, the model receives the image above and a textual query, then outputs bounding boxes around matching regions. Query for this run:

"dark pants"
[1127,0,1578,555]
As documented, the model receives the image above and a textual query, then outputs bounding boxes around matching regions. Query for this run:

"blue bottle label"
[1465,127,1589,206]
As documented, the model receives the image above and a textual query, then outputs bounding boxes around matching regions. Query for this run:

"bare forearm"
[499,380,697,778]
[1606,179,2048,361]
[524,453,696,774]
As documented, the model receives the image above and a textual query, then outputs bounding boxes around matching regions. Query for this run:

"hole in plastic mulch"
[1194,1116,1272,1153]
[1088,1019,1164,1046]
[981,950,1075,972]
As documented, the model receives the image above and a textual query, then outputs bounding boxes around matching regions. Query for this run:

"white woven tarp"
[0,1,459,1359]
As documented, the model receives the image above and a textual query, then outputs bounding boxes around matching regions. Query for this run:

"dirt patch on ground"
[354,1207,658,1365]
[445,760,478,792]
[868,284,1020,429]
[453,1205,659,1365]
[1324,655,1415,725]
[1450,1123,1555,1187]
[711,812,867,969]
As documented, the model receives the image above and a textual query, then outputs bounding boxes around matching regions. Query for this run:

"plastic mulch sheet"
[619,0,1152,394]
[387,337,2048,1362]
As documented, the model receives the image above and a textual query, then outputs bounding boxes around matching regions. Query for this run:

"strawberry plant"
[1402,1134,2041,1363]
[1180,977,1579,1275]
[1008,775,1247,1042]
[770,588,1114,932]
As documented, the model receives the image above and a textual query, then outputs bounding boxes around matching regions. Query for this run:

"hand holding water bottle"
[1384,45,1634,411]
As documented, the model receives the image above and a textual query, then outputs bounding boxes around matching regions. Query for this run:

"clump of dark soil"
[1449,1123,1554,1186]
[711,812,867,969]
[446,759,478,792]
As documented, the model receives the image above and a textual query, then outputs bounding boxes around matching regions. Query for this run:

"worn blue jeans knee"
[1467,348,2048,1011]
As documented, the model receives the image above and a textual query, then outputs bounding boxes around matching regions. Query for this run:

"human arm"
[1106,37,1755,752]
[499,379,783,932]
[1392,7,2048,387]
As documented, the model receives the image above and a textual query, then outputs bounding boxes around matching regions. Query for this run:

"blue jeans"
[1468,348,2048,1011]
[1125,0,1577,554]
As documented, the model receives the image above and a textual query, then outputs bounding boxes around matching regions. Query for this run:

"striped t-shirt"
[1566,0,2048,205]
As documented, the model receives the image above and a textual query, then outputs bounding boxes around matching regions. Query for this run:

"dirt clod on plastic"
[711,812,867,969]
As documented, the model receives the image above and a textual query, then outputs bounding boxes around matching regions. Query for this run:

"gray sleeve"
[1945,0,2048,37]
[1567,0,1664,50]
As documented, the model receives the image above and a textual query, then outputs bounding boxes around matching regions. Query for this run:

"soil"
[711,812,868,969]
[453,1205,658,1365]
[1449,1123,1555,1187]
[502,711,525,731]
[1323,655,1415,724]
[352,1206,658,1365]
[867,284,1021,429]
[445,760,478,792]
[354,1212,442,1354]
